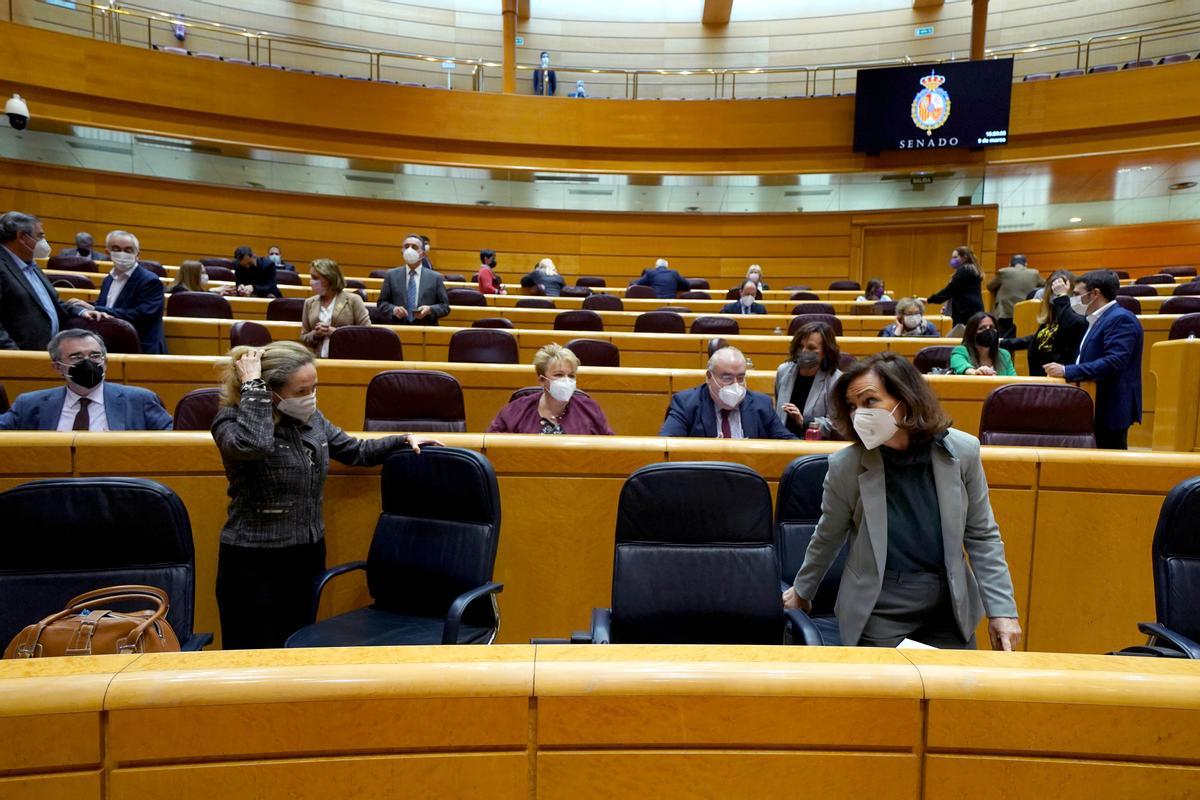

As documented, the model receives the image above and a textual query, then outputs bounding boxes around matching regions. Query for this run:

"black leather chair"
[448,329,519,364]
[0,477,211,651]
[1168,313,1200,341]
[1172,281,1200,296]
[1115,477,1200,659]
[775,455,843,645]
[1161,296,1200,315]
[791,302,836,316]
[576,462,806,645]
[790,291,820,301]
[138,260,166,277]
[442,273,467,283]
[625,285,657,299]
[690,316,739,335]
[1161,266,1197,278]
[266,297,306,322]
[563,338,620,368]
[327,326,404,361]
[979,385,1096,447]
[576,276,606,288]
[47,255,99,272]
[0,382,8,414]
[583,294,623,312]
[828,280,861,291]
[634,311,685,334]
[66,315,141,354]
[560,286,592,299]
[447,288,487,306]
[680,290,711,300]
[285,448,503,647]
[202,265,236,282]
[789,314,842,337]
[273,270,301,286]
[1117,285,1157,297]
[1135,274,1175,285]
[707,337,729,358]
[1114,295,1143,315]
[472,317,515,329]
[363,370,467,432]
[48,272,96,289]
[554,309,604,332]
[515,298,554,309]
[686,278,710,290]
[200,257,235,269]
[913,345,955,374]
[873,301,897,316]
[173,387,222,431]
[167,292,233,320]
[229,320,272,347]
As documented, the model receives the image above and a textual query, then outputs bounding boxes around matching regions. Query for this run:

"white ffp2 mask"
[32,238,51,260]
[402,248,422,266]
[852,404,900,450]
[275,391,318,423]
[547,377,576,403]
[110,251,137,271]
[716,382,746,410]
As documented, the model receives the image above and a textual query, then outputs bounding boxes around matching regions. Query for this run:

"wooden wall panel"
[997,220,1200,275]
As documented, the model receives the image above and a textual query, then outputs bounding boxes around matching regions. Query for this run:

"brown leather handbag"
[4,585,180,659]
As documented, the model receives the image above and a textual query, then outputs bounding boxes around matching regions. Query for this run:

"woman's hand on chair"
[408,436,445,454]
[782,587,811,613]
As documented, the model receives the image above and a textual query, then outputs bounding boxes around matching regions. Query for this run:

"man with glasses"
[0,329,173,431]
[0,211,106,351]
[660,346,795,439]
[376,233,450,326]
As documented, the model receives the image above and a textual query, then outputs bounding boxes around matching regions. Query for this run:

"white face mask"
[310,280,325,295]
[1070,294,1091,316]
[31,237,51,260]
[274,391,317,423]
[852,404,901,450]
[714,381,746,410]
[902,314,923,330]
[110,251,137,271]
[547,377,576,402]
[402,247,422,266]
[269,254,281,265]
[739,295,754,308]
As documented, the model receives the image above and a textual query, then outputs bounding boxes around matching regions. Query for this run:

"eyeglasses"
[60,353,106,366]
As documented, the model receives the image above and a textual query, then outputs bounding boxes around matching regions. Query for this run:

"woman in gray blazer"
[775,320,842,439]
[783,352,1022,650]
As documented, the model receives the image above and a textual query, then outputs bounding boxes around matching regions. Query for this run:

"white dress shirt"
[105,265,138,307]
[317,300,335,358]
[714,404,745,439]
[57,382,109,432]
[1075,299,1117,364]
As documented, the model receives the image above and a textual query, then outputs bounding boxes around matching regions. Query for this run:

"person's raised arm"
[210,349,276,460]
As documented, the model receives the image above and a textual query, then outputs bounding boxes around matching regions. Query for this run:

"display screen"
[852,59,1014,152]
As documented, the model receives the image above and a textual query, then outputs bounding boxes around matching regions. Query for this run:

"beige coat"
[988,266,1043,319]
[300,292,370,351]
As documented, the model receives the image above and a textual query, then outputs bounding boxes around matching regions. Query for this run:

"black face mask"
[66,359,104,389]
[975,329,998,348]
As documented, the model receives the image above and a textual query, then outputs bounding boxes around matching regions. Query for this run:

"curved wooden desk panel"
[2,648,1198,800]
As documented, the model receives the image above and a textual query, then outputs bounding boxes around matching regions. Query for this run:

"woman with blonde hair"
[487,343,614,434]
[211,341,440,649]
[167,260,213,294]
[526,257,566,297]
[300,258,369,357]
[1001,268,1087,376]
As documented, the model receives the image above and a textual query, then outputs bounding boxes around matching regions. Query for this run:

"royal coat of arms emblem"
[911,71,950,136]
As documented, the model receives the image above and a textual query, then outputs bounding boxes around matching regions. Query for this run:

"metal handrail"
[1084,17,1200,69]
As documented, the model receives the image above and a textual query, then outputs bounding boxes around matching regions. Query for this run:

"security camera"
[5,94,29,131]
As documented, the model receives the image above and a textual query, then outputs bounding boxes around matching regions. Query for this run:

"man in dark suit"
[0,329,172,431]
[660,346,796,439]
[0,211,104,351]
[720,280,767,315]
[1044,269,1143,450]
[58,231,98,259]
[94,230,166,354]
[633,258,690,300]
[264,245,296,272]
[376,233,450,326]
[231,245,282,298]
[533,51,557,96]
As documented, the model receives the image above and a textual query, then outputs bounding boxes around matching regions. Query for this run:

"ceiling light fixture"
[1168,181,1197,191]
[1069,217,1082,223]
[1138,166,1154,171]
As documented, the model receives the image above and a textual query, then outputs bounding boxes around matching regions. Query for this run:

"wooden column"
[502,0,517,94]
[970,0,989,60]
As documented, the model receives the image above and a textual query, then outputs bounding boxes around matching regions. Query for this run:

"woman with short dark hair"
[926,245,984,330]
[951,311,1016,376]
[774,321,843,439]
[783,352,1022,650]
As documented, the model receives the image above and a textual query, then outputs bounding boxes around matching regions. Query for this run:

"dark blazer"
[96,266,166,354]
[659,384,797,439]
[0,383,173,431]
[235,260,282,298]
[719,300,767,315]
[533,68,557,96]
[376,266,451,325]
[1001,295,1087,377]
[57,246,99,259]
[928,266,984,326]
[634,267,690,300]
[0,245,85,350]
[1064,304,1143,432]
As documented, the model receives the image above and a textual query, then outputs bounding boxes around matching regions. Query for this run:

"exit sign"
[515,36,525,45]
[915,26,935,37]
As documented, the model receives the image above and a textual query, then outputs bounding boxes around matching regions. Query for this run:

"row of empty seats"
[1022,52,1197,81]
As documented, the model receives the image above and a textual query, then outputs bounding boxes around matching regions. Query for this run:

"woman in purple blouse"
[487,343,615,435]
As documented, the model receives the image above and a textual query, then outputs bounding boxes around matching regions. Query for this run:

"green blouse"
[949,344,1016,376]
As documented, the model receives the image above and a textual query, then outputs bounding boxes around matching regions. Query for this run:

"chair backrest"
[680,290,710,300]
[1151,477,1200,645]
[610,462,782,644]
[515,298,555,309]
[447,288,487,306]
[686,278,710,290]
[1161,266,1197,278]
[1123,59,1154,69]
[791,302,836,316]
[828,280,861,291]
[913,345,955,373]
[138,260,166,277]
[1023,72,1052,81]
[1159,53,1193,65]
[979,384,1096,447]
[327,326,404,361]
[202,265,236,282]
[46,255,97,273]
[367,304,393,324]
[1172,282,1200,296]
[273,270,301,286]
[448,329,519,364]
[707,337,730,358]
[790,291,820,301]
[366,448,500,630]
[775,455,843,616]
[49,272,96,289]
[0,382,8,414]
[634,311,685,334]
[65,316,141,354]
[369,269,390,279]
[166,291,233,320]
[583,294,623,312]
[690,316,739,335]
[229,320,273,348]
[563,338,620,368]
[363,370,466,432]
[173,387,222,431]
[1168,313,1200,341]
[266,297,306,322]
[1113,271,1131,279]
[200,257,233,268]
[441,273,466,283]
[0,477,199,647]
[1116,285,1156,297]
[1161,296,1200,315]
[1114,295,1143,315]
[873,300,897,316]
[472,317,515,329]
[1135,274,1175,285]
[560,286,592,298]
[625,284,658,299]
[576,276,606,288]
[1056,68,1084,78]
[788,314,842,337]
[1088,64,1118,73]
[554,309,604,331]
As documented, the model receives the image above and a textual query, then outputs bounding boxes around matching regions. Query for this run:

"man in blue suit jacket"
[94,230,166,354]
[660,346,796,440]
[1044,270,1142,450]
[633,258,691,300]
[720,281,767,315]
[0,330,172,431]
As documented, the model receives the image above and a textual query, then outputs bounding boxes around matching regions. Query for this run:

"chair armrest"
[182,632,214,651]
[443,582,504,645]
[309,560,368,623]
[590,608,613,644]
[784,608,824,646]
[1138,622,1200,659]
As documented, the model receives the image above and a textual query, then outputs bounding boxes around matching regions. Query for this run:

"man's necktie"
[720,408,732,439]
[73,398,91,431]
[406,270,419,315]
